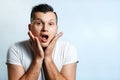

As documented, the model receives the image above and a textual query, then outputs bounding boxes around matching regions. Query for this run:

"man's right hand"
[28,31,44,61]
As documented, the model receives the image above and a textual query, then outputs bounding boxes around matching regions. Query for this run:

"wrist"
[33,57,44,64]
[44,57,52,63]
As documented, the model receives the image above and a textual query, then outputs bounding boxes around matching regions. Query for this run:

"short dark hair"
[30,4,58,24]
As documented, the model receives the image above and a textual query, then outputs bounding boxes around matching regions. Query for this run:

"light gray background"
[0,0,120,80]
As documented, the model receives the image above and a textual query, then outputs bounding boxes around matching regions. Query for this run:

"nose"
[41,24,48,32]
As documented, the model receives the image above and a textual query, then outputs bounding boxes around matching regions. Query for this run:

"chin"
[41,43,49,48]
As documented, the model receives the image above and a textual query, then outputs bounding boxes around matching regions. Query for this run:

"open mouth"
[40,34,49,42]
[42,35,48,39]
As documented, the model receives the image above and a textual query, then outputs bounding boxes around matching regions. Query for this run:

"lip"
[40,34,49,43]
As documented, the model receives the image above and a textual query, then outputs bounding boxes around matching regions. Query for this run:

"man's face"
[29,12,57,48]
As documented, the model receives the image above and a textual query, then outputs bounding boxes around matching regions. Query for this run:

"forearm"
[19,58,43,80]
[43,57,66,80]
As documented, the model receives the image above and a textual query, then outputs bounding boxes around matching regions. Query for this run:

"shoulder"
[56,40,76,50]
[55,40,77,55]
[7,40,31,65]
[9,40,30,50]
[8,40,30,55]
[55,40,78,65]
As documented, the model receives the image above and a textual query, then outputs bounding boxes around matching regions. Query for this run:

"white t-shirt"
[6,40,78,80]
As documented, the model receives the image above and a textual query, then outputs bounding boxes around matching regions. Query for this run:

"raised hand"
[44,32,63,59]
[28,30,63,60]
[28,31,44,60]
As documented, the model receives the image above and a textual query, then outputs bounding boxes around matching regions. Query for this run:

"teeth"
[42,35,48,39]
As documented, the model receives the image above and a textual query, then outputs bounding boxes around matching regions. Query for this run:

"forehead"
[34,12,56,21]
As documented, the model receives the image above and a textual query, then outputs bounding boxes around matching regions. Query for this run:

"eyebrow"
[34,18,42,21]
[49,19,56,22]
[34,18,56,22]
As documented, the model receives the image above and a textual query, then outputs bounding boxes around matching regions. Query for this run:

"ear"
[28,24,31,31]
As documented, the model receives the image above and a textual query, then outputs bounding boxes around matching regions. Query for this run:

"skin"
[7,12,77,80]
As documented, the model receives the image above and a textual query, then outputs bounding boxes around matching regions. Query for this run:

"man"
[6,4,78,80]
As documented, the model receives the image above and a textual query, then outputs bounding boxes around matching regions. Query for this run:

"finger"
[30,38,33,46]
[35,37,43,52]
[28,31,36,49]
[34,37,44,58]
[29,39,35,53]
[35,37,41,48]
[50,32,63,45]
[28,31,35,42]
[55,32,63,40]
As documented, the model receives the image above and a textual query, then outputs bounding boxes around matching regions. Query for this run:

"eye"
[37,22,41,25]
[49,22,54,26]
[35,22,42,26]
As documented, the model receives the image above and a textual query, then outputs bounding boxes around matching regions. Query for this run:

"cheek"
[31,27,41,36]
[31,31,38,36]
[49,27,57,39]
[49,27,57,33]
